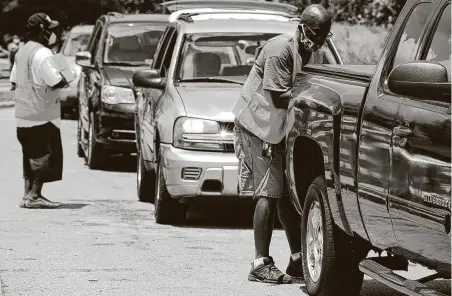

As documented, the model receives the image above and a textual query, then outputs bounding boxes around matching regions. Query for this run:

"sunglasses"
[299,23,333,43]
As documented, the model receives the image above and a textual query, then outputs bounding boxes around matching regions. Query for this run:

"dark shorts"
[234,120,289,199]
[17,121,63,183]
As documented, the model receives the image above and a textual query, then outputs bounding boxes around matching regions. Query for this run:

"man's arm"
[39,52,69,90]
[262,56,293,110]
[269,89,292,109]
[9,63,16,90]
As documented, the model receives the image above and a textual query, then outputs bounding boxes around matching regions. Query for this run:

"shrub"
[331,22,390,64]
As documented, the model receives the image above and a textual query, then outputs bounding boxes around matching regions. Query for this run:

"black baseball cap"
[26,13,59,30]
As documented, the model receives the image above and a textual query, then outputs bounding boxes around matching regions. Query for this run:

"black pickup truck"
[285,0,451,295]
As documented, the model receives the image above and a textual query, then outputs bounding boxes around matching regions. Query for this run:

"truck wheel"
[77,115,84,158]
[86,112,104,170]
[302,176,365,296]
[137,149,155,203]
[154,152,186,225]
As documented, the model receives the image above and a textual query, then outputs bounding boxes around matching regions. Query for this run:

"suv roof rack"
[169,8,297,23]
[161,0,299,15]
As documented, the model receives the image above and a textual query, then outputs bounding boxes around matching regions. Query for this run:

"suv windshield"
[104,23,166,66]
[62,32,91,56]
[178,32,279,80]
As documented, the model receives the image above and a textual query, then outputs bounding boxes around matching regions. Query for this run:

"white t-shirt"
[10,46,63,128]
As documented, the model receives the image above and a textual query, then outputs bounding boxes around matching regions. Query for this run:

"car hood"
[103,65,150,88]
[175,82,244,122]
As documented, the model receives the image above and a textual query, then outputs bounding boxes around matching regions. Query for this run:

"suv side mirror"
[133,69,165,89]
[388,61,451,101]
[75,51,93,68]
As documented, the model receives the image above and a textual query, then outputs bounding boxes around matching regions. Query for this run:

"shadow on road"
[174,202,285,230]
[183,205,254,229]
[26,203,90,210]
[300,278,451,295]
[57,203,90,209]
[94,155,137,173]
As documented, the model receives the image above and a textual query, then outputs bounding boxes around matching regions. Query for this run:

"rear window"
[103,23,166,66]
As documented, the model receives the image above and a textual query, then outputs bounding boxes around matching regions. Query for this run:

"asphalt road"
[0,107,449,296]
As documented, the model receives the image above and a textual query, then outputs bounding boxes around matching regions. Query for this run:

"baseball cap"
[26,13,59,30]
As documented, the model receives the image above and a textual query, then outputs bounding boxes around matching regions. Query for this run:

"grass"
[331,23,390,65]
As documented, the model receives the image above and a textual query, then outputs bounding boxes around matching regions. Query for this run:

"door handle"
[393,125,413,137]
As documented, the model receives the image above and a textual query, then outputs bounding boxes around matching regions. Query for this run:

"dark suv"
[75,12,169,169]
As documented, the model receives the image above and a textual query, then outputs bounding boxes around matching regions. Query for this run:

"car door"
[80,22,103,133]
[388,1,451,269]
[357,1,434,250]
[138,27,171,159]
[141,27,177,165]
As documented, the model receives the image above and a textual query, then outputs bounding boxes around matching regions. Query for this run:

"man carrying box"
[10,13,74,209]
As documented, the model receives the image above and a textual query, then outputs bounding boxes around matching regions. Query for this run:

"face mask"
[43,29,57,47]
[299,24,331,52]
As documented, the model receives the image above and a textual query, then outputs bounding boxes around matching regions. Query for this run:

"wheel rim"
[306,200,323,283]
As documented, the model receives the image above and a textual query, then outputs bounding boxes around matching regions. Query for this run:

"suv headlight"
[101,85,135,104]
[173,117,234,151]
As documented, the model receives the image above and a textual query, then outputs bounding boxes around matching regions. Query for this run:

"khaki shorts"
[234,121,289,199]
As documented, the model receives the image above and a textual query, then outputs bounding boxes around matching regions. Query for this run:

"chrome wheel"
[306,200,323,283]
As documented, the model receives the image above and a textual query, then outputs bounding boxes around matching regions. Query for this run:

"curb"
[0,101,14,109]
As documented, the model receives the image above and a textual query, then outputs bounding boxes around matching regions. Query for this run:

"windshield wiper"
[179,77,244,85]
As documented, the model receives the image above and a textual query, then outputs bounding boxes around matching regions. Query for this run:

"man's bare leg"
[277,197,302,254]
[20,179,33,207]
[248,196,293,284]
[278,197,303,277]
[22,181,60,209]
[254,197,277,259]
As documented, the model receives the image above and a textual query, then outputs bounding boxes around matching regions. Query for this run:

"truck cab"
[285,0,451,295]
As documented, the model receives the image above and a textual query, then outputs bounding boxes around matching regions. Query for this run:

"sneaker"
[248,256,294,284]
[286,254,304,278]
[21,196,61,209]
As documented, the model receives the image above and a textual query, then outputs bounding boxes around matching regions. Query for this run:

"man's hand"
[50,78,69,91]
[270,89,293,109]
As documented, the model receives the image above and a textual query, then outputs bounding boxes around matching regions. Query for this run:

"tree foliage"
[288,0,406,27]
[0,0,407,44]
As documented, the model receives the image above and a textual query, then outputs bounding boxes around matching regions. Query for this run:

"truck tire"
[77,115,84,158]
[137,149,155,203]
[301,176,366,296]
[154,151,186,225]
[86,112,104,170]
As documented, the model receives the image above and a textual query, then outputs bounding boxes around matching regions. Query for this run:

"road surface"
[0,107,449,296]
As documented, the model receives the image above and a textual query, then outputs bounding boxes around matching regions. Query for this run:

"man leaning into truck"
[232,4,332,284]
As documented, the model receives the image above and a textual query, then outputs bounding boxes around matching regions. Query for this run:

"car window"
[178,32,279,80]
[90,26,102,64]
[392,2,433,69]
[103,23,166,66]
[425,3,451,81]
[62,33,92,56]
[160,30,177,77]
[153,27,173,69]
